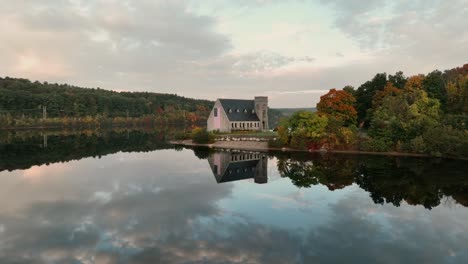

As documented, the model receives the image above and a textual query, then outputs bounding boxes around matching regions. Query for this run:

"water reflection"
[273,153,468,209]
[0,130,467,263]
[208,151,268,184]
[0,127,179,172]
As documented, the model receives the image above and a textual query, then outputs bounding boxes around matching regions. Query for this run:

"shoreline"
[170,140,467,160]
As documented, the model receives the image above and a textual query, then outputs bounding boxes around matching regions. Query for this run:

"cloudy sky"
[0,0,467,107]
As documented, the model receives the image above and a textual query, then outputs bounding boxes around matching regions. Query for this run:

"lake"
[0,128,467,263]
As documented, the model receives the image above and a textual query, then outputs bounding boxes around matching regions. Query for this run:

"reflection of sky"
[217,159,357,230]
[0,149,467,263]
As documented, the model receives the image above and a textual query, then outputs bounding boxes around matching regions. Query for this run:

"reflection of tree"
[356,162,441,209]
[355,158,468,209]
[192,147,214,160]
[0,127,184,172]
[452,191,468,207]
[277,154,356,190]
[276,152,468,209]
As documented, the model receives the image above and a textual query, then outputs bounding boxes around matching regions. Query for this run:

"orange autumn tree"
[372,82,402,108]
[317,88,357,126]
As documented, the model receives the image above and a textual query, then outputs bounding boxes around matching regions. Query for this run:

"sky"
[0,0,467,107]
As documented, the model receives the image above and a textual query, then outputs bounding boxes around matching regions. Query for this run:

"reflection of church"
[208,151,268,184]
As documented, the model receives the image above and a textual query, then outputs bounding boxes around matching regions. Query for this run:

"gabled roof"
[218,99,259,121]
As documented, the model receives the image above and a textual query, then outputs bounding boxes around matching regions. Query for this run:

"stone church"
[207,96,268,132]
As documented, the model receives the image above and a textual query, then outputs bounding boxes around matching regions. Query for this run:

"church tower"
[254,96,268,131]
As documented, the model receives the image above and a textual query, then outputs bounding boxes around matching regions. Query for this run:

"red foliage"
[372,82,402,108]
[307,142,323,150]
[317,88,357,126]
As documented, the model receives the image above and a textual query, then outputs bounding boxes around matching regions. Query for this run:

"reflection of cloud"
[302,194,468,263]
[256,191,313,209]
[21,163,70,182]
[1,149,468,263]
[0,149,237,263]
[91,191,113,204]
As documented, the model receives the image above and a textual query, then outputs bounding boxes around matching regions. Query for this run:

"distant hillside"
[0,77,214,127]
[275,108,316,115]
[269,107,316,128]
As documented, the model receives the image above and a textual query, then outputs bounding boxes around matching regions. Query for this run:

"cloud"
[321,0,468,69]
[0,0,231,90]
[231,51,315,77]
[0,0,466,107]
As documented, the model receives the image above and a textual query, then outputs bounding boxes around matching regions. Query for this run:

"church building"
[207,96,269,132]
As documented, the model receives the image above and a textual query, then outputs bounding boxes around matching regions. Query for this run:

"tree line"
[274,63,468,158]
[0,77,213,128]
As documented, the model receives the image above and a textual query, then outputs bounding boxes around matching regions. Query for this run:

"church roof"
[218,99,260,121]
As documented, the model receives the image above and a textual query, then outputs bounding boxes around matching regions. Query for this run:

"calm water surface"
[0,129,467,263]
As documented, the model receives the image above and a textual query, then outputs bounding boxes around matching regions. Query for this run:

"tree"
[355,73,388,124]
[342,85,355,96]
[372,82,402,109]
[423,70,447,110]
[279,111,328,149]
[404,74,425,90]
[388,71,407,89]
[288,111,328,138]
[317,88,357,126]
[369,77,441,149]
[446,75,468,114]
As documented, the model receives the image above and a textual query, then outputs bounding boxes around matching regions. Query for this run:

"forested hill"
[0,77,213,127]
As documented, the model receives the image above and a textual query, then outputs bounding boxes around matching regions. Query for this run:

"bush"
[191,128,215,144]
[290,129,310,150]
[174,131,191,140]
[360,137,393,152]
[423,126,468,158]
[410,136,426,153]
[268,138,285,148]
[276,125,290,145]
[332,126,358,150]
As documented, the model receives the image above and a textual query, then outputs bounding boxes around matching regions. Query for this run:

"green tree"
[423,70,447,110]
[446,75,468,114]
[342,85,355,96]
[388,71,407,89]
[369,76,441,150]
[279,111,328,149]
[355,73,388,125]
